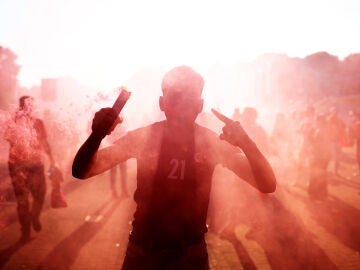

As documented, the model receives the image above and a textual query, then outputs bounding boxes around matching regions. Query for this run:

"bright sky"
[1,0,359,88]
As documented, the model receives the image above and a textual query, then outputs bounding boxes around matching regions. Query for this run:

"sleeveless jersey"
[114,121,241,242]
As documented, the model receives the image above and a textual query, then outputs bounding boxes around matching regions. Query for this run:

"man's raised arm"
[212,109,277,193]
[72,108,120,179]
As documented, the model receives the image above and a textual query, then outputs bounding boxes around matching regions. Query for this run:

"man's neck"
[164,120,195,141]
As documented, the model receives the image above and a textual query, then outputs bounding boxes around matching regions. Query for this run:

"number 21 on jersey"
[168,159,186,180]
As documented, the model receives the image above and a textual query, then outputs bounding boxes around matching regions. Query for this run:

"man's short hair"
[161,66,204,97]
[19,95,33,109]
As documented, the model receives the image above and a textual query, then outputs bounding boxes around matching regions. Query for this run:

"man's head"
[242,107,258,125]
[19,96,34,115]
[159,66,204,126]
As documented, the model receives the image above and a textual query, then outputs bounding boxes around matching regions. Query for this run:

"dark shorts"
[121,237,209,270]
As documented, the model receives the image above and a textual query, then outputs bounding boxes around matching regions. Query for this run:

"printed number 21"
[168,159,186,180]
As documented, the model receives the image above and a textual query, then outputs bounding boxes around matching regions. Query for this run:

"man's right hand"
[91,108,122,139]
[73,108,122,179]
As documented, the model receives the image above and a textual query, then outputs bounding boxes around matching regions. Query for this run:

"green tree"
[0,46,20,110]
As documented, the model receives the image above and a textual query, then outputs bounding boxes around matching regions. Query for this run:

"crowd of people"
[206,103,360,243]
[1,65,359,269]
[230,103,360,201]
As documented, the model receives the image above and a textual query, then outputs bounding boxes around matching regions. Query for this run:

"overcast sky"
[1,0,359,88]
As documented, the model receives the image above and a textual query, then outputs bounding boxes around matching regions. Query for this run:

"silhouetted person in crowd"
[294,105,316,186]
[231,107,241,122]
[350,111,360,175]
[327,107,347,175]
[72,65,277,270]
[3,96,55,243]
[241,107,269,156]
[346,110,357,147]
[308,114,331,200]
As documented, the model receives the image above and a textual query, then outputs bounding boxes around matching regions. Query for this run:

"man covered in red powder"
[4,96,55,243]
[72,66,277,269]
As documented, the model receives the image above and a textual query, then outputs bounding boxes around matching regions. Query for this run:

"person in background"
[293,105,316,186]
[350,111,360,175]
[3,96,55,243]
[308,114,331,201]
[241,107,270,156]
[231,107,241,122]
[327,107,347,175]
[72,66,277,270]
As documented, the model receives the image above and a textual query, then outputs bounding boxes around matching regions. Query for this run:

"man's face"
[160,88,203,126]
[23,98,34,115]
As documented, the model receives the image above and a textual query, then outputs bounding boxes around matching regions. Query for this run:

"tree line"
[1,46,360,111]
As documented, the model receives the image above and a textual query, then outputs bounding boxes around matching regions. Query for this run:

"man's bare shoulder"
[195,123,219,139]
[114,120,165,144]
[127,121,165,135]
